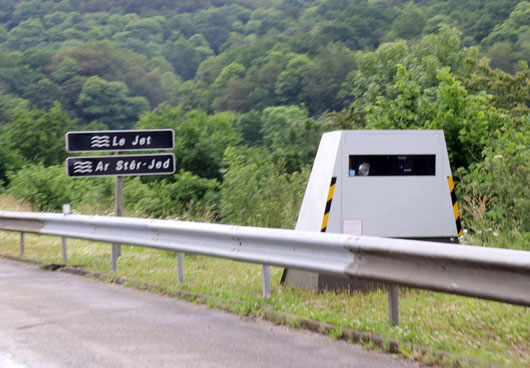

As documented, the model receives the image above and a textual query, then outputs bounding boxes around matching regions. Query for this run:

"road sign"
[66,153,176,178]
[66,129,174,152]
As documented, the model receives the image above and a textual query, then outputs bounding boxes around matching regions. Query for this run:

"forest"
[0,0,528,249]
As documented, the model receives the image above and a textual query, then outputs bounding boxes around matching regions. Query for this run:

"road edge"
[0,254,500,368]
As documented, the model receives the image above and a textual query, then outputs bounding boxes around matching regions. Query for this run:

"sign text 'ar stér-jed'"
[67,154,176,178]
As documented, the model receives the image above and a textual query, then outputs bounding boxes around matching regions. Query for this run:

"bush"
[8,164,72,211]
[220,146,309,229]
[7,164,114,212]
[122,171,220,219]
[460,117,529,249]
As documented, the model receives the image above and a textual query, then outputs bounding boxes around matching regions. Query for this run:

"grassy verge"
[0,196,528,367]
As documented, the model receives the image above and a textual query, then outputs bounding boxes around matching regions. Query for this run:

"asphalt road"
[0,258,419,368]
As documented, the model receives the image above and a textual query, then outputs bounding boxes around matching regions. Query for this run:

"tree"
[211,62,247,110]
[22,78,62,110]
[220,146,309,228]
[172,110,240,179]
[124,16,165,43]
[7,18,46,50]
[0,92,29,124]
[390,3,426,40]
[50,41,170,106]
[162,38,201,80]
[52,56,81,82]
[136,108,240,179]
[275,54,313,105]
[460,118,530,235]
[483,1,530,45]
[234,110,263,146]
[77,76,149,129]
[301,42,355,115]
[2,103,73,167]
[0,52,42,97]
[341,26,474,108]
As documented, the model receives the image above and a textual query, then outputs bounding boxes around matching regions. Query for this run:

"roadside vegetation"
[0,193,529,367]
[0,24,528,250]
[0,1,528,250]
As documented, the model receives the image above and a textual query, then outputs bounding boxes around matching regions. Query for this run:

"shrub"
[220,146,309,229]
[8,164,72,211]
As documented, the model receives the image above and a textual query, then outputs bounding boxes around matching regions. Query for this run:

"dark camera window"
[349,155,435,176]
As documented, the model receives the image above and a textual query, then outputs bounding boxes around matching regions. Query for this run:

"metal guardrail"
[1,211,529,325]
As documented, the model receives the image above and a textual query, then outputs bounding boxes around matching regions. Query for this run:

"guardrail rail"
[1,210,529,325]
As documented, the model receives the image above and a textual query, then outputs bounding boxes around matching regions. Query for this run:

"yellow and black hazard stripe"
[448,176,463,237]
[321,177,337,233]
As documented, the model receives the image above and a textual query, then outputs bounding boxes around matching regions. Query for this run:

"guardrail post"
[111,244,118,272]
[262,265,271,298]
[61,204,70,264]
[20,232,24,256]
[177,252,184,284]
[388,285,399,326]
[62,237,68,264]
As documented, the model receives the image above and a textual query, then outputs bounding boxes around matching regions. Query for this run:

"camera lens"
[358,163,370,176]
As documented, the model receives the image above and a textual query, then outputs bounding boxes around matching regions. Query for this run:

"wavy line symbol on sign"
[90,135,110,148]
[73,161,93,174]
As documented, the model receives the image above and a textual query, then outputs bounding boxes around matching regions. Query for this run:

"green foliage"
[77,76,149,129]
[2,103,73,167]
[162,38,202,81]
[122,171,219,218]
[0,0,523,119]
[173,110,240,179]
[389,3,426,40]
[50,41,170,109]
[53,56,80,82]
[260,105,306,149]
[0,135,24,185]
[275,54,313,105]
[460,118,530,241]
[0,92,29,124]
[0,0,528,249]
[136,106,240,180]
[260,105,322,172]
[301,43,355,115]
[234,110,263,146]
[7,18,46,50]
[162,170,219,210]
[7,164,72,210]
[483,2,530,45]
[220,146,309,228]
[482,2,530,73]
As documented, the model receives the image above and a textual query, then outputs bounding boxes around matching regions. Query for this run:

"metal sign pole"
[111,176,123,271]
[112,150,123,271]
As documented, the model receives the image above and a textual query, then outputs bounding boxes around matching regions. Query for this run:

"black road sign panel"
[67,154,176,177]
[66,129,174,152]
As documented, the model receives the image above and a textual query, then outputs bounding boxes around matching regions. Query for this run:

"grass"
[1,194,529,367]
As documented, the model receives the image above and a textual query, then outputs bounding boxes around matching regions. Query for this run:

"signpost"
[65,129,175,271]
